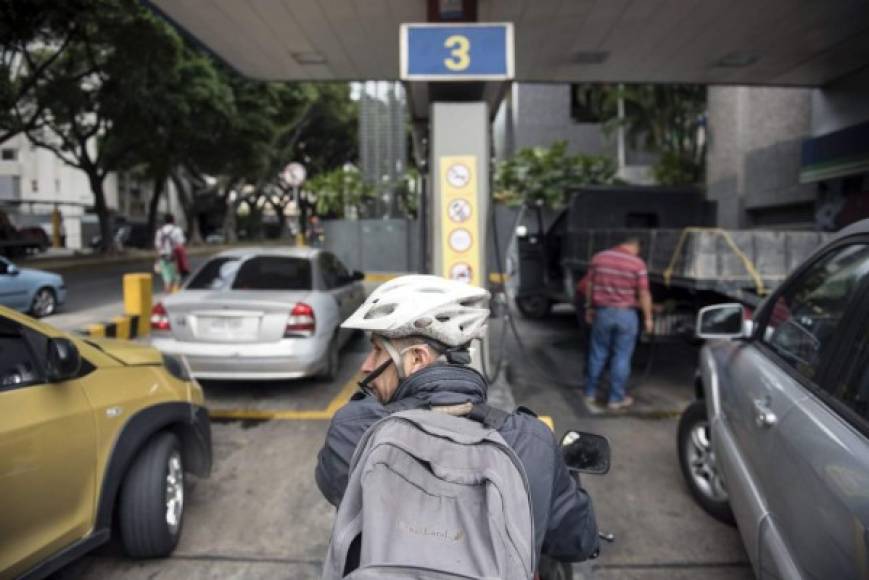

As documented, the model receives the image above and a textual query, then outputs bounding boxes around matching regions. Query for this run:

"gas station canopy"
[151,0,869,87]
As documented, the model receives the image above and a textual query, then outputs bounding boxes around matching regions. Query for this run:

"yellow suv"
[0,306,212,579]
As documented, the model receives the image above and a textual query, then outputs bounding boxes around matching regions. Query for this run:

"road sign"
[447,199,472,223]
[439,155,480,285]
[281,162,306,187]
[400,23,514,81]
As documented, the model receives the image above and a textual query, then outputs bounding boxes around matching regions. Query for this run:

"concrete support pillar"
[430,102,490,288]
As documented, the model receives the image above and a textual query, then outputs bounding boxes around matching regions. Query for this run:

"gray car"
[150,248,365,380]
[0,257,66,317]
[679,218,869,579]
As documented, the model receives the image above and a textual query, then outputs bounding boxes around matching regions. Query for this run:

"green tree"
[494,141,616,208]
[10,0,198,251]
[0,0,87,144]
[209,79,358,242]
[309,165,373,219]
[126,46,235,243]
[605,84,707,185]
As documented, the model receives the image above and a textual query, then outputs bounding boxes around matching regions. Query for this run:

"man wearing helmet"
[315,275,600,564]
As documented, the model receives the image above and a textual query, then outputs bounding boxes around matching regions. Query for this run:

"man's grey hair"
[391,336,442,357]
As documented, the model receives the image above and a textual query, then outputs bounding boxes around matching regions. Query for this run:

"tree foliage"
[0,0,360,250]
[494,141,616,208]
[605,84,706,185]
[309,165,374,219]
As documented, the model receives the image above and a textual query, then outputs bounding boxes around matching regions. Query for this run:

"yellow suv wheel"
[119,432,185,557]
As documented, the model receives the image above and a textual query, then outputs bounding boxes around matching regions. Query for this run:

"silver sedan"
[149,248,365,380]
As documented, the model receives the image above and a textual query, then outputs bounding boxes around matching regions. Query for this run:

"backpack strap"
[383,396,428,414]
[386,398,512,430]
[468,403,511,430]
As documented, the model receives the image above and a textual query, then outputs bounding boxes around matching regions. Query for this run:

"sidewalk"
[17,243,232,272]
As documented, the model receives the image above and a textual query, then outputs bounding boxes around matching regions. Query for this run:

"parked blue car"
[0,257,65,317]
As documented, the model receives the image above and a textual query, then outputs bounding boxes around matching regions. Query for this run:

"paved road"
[45,290,752,579]
[504,309,752,580]
[41,254,214,331]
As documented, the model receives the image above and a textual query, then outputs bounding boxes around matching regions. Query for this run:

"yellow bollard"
[112,316,131,340]
[123,273,153,337]
[51,207,62,249]
[87,324,106,338]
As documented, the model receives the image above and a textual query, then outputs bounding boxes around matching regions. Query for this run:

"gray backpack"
[321,406,536,580]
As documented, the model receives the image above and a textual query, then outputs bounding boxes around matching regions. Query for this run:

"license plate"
[209,318,243,332]
[199,316,258,339]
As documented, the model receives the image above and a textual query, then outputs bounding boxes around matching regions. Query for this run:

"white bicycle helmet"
[342,274,490,348]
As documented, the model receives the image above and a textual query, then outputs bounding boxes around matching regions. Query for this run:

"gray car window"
[320,254,339,289]
[761,244,869,381]
[831,319,869,423]
[232,257,312,290]
[333,256,351,285]
[187,257,239,290]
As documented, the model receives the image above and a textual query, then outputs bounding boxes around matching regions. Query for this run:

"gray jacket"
[315,363,600,562]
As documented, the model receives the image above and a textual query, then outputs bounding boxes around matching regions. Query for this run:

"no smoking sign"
[448,199,472,223]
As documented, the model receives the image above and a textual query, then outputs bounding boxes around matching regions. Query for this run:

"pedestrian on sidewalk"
[154,214,186,293]
[583,236,653,410]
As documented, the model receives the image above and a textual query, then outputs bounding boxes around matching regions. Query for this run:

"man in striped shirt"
[584,237,653,410]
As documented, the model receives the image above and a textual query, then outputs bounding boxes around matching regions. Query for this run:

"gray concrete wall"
[514,84,614,157]
[492,83,614,161]
[811,67,869,137]
[707,86,815,228]
[323,218,420,273]
[431,102,489,285]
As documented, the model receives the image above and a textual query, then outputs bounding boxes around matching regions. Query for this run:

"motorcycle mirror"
[561,430,611,475]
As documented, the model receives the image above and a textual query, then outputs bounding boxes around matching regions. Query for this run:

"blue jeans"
[585,307,639,403]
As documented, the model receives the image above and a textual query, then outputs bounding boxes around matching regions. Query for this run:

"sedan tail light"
[151,302,171,331]
[285,303,315,337]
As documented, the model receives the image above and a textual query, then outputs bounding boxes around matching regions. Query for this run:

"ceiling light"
[292,51,327,65]
[713,51,758,68]
[573,51,609,65]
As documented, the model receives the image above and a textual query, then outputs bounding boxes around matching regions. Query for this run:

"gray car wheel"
[30,287,57,318]
[515,294,551,319]
[677,400,735,524]
[319,334,341,381]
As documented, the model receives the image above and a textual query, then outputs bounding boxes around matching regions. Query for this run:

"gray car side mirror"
[696,303,751,340]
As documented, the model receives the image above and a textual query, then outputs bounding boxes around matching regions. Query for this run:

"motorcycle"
[537,429,614,580]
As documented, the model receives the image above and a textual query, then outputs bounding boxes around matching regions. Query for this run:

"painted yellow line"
[324,373,361,414]
[363,272,401,283]
[538,415,554,431]
[488,272,506,284]
[208,373,361,422]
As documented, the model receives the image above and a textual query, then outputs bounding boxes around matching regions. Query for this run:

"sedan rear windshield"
[186,257,240,290]
[231,257,312,291]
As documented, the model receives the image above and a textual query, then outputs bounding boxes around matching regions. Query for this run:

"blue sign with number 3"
[401,24,514,80]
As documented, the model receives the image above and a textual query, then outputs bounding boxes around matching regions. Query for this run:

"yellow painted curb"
[111,316,131,340]
[363,272,402,283]
[208,373,361,422]
[87,324,106,338]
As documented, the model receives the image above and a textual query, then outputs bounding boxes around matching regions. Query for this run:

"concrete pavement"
[501,308,752,580]
[49,303,753,580]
